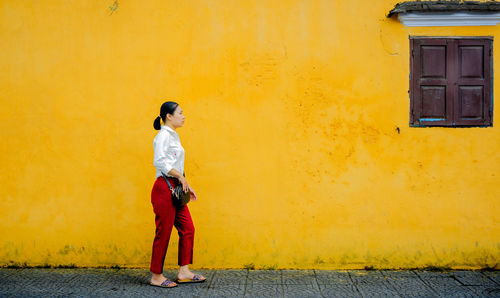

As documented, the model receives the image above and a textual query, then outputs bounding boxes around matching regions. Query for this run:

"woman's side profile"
[149,101,206,288]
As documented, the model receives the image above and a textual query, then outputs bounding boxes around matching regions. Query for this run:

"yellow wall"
[1,0,498,269]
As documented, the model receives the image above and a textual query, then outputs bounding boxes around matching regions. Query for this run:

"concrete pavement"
[0,268,499,297]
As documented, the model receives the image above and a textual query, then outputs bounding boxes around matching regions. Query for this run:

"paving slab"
[314,270,352,285]
[452,270,498,287]
[246,270,281,285]
[349,270,401,297]
[206,284,245,297]
[448,271,500,297]
[414,270,477,298]
[164,285,209,298]
[209,269,248,285]
[3,268,119,297]
[0,268,21,279]
[282,270,316,285]
[318,284,361,298]
[244,284,283,297]
[461,285,500,297]
[482,271,500,286]
[283,284,322,297]
[380,270,438,297]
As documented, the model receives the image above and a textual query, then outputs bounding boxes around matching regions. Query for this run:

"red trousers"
[150,176,195,274]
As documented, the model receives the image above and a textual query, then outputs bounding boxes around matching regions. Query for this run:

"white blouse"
[153,125,185,178]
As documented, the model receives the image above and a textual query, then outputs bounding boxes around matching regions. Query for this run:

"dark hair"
[153,101,179,130]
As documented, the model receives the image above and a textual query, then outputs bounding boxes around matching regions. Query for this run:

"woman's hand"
[188,186,198,201]
[178,176,190,193]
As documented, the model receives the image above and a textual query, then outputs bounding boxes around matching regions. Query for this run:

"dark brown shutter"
[454,39,492,126]
[410,38,492,127]
[411,38,453,126]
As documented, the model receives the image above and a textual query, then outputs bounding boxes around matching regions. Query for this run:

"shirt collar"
[161,125,177,134]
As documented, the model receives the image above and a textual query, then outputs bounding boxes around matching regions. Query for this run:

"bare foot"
[151,274,177,287]
[177,271,205,281]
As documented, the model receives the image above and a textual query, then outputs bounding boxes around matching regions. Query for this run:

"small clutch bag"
[162,173,191,208]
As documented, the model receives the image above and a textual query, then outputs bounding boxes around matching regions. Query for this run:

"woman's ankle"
[151,273,165,280]
[178,265,190,273]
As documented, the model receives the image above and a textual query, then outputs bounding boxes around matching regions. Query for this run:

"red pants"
[150,176,195,274]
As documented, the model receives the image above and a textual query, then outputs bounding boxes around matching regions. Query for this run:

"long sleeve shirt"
[153,125,185,178]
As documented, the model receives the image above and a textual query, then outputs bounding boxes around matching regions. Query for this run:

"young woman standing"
[149,101,206,288]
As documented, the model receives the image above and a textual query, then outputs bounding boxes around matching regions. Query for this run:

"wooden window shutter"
[410,38,493,127]
[411,38,453,126]
[454,39,492,126]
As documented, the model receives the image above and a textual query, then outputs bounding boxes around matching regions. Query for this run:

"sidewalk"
[0,268,499,297]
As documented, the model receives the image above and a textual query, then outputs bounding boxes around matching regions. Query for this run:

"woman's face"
[167,105,185,128]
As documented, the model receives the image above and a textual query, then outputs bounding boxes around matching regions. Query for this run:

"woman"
[149,101,206,288]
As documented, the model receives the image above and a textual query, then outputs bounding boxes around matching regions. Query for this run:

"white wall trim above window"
[398,12,500,27]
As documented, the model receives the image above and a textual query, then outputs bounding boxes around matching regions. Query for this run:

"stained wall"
[0,0,498,269]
